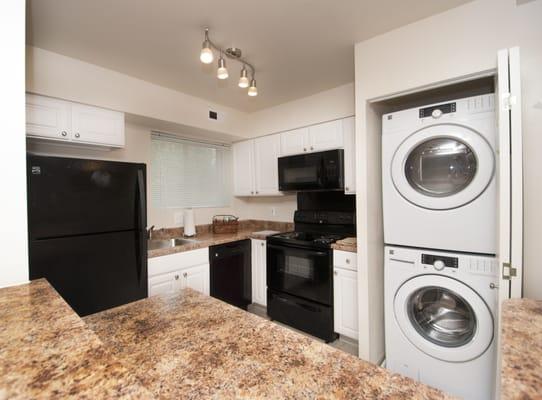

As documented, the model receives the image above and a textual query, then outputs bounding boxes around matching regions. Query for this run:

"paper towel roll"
[183,208,196,237]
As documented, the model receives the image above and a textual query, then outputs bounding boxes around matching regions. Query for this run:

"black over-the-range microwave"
[278,149,344,192]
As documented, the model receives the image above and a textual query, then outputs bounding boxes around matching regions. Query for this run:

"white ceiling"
[26,0,471,112]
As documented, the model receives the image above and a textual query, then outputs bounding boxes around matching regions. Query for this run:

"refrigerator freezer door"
[27,155,146,239]
[29,230,147,316]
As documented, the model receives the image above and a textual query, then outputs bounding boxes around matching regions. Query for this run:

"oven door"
[266,242,333,305]
[278,150,344,192]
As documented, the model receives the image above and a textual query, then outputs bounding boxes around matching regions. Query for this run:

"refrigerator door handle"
[136,169,147,287]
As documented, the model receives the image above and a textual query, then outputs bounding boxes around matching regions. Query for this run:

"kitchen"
[2,0,542,399]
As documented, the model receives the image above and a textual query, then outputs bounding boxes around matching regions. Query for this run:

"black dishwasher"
[209,239,251,310]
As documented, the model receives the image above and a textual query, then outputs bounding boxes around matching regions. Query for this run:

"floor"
[247,303,359,357]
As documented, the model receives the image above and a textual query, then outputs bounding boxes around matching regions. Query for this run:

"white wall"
[246,83,355,137]
[354,0,542,362]
[26,46,250,139]
[0,1,28,288]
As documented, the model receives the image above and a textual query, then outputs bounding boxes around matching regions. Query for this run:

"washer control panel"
[419,102,456,118]
[421,254,458,269]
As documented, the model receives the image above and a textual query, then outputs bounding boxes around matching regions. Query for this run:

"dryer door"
[394,274,494,362]
[391,124,494,210]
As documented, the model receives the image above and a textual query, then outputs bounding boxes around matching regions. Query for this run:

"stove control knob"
[433,260,445,271]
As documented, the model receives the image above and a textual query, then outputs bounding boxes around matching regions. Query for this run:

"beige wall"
[0,1,28,288]
[354,0,542,362]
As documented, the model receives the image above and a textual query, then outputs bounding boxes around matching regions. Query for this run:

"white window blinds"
[151,133,232,208]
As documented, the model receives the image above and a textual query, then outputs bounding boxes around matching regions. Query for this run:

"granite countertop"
[85,288,453,399]
[331,237,357,253]
[0,279,152,399]
[501,298,542,399]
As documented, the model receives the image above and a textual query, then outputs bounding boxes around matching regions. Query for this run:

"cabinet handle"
[310,146,314,150]
[75,132,81,138]
[255,191,259,194]
[346,259,350,264]
[174,274,179,280]
[183,272,187,278]
[334,271,338,276]
[60,131,67,137]
[261,242,265,247]
[303,148,307,152]
[251,191,254,195]
[345,187,349,191]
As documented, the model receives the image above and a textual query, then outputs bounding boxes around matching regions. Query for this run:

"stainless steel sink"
[147,238,196,251]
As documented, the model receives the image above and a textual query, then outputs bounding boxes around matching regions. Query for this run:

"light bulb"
[238,67,249,88]
[200,40,214,64]
[217,57,228,79]
[248,79,258,96]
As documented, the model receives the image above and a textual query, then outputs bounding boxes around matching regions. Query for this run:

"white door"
[149,271,181,297]
[308,119,344,152]
[233,140,255,196]
[254,134,281,195]
[394,275,494,362]
[333,267,358,339]
[182,263,210,295]
[71,103,124,147]
[342,116,356,194]
[251,239,267,306]
[26,94,71,141]
[280,127,309,156]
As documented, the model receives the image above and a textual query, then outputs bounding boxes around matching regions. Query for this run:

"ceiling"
[26,0,471,112]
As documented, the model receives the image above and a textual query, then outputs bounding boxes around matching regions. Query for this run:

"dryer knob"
[431,109,443,119]
[433,260,445,271]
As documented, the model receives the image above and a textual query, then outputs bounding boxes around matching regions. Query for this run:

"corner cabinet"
[333,250,358,340]
[251,239,267,306]
[233,133,282,197]
[148,247,210,297]
[26,93,125,148]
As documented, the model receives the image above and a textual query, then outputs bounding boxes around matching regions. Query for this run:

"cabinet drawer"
[333,250,357,271]
[149,247,209,277]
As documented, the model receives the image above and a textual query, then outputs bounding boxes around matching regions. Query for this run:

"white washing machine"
[384,246,499,400]
[382,94,497,254]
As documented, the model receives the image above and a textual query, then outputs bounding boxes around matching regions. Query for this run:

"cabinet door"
[280,127,309,156]
[149,271,181,297]
[233,140,255,196]
[182,263,210,295]
[342,117,356,194]
[333,267,358,339]
[71,103,124,147]
[254,134,281,195]
[26,94,71,141]
[251,239,267,306]
[308,119,344,152]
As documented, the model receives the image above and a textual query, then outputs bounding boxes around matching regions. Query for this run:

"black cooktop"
[270,231,346,247]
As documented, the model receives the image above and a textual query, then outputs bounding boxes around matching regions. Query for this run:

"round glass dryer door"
[391,124,494,210]
[394,275,494,362]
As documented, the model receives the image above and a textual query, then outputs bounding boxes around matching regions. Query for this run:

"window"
[151,133,232,208]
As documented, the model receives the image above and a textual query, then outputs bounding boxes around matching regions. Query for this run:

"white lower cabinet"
[148,247,210,297]
[251,239,267,306]
[333,250,358,340]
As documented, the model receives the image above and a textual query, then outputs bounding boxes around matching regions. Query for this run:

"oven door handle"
[275,295,322,313]
[267,244,328,257]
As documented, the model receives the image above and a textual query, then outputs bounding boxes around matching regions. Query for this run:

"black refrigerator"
[27,154,148,316]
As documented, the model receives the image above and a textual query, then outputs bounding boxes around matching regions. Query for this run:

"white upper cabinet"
[254,134,281,195]
[308,119,344,152]
[280,127,309,156]
[233,140,255,196]
[342,116,356,194]
[26,94,71,141]
[71,103,124,147]
[26,94,125,148]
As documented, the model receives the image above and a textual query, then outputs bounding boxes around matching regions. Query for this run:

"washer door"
[394,275,494,362]
[391,124,494,210]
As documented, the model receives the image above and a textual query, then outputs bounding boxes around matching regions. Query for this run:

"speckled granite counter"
[501,298,542,399]
[0,279,151,399]
[148,220,293,258]
[85,288,453,399]
[331,237,357,253]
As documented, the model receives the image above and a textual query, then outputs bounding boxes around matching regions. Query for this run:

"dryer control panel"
[419,102,456,118]
[421,254,458,269]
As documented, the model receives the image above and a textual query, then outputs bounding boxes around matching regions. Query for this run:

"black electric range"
[266,210,355,342]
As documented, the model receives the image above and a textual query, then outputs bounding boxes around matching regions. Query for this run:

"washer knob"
[432,109,443,119]
[433,260,445,271]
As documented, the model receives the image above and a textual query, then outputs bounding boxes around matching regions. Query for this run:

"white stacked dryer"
[382,95,499,400]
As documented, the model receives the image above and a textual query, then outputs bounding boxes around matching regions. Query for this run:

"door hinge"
[502,262,517,280]
[502,93,517,111]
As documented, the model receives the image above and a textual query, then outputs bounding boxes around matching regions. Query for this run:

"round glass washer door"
[394,274,494,362]
[391,124,494,210]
